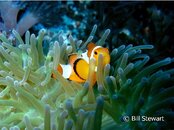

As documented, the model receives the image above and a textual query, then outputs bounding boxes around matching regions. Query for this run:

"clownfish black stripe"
[73,58,86,81]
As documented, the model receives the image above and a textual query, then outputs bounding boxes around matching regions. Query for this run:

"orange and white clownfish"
[52,43,110,83]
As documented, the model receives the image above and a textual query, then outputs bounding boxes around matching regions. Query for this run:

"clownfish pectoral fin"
[68,54,78,65]
[74,59,89,80]
[69,58,89,83]
[87,42,96,58]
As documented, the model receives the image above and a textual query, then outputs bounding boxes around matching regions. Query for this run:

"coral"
[0,1,60,36]
[0,25,174,130]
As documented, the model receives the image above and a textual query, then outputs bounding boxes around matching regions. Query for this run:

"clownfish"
[52,43,110,83]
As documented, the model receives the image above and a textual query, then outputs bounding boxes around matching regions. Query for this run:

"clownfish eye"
[94,51,98,55]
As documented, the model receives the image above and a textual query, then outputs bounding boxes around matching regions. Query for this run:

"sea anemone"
[0,25,173,130]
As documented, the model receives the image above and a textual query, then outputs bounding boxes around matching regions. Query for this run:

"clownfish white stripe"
[90,46,102,59]
[81,51,89,64]
[60,64,72,78]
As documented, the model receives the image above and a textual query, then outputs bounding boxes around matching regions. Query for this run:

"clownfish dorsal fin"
[87,42,96,58]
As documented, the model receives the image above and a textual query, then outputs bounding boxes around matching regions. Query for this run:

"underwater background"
[0,1,174,130]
